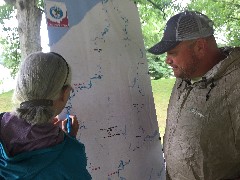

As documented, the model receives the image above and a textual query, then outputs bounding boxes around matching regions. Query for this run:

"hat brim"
[148,41,181,55]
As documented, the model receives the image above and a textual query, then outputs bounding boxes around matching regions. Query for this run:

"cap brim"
[148,41,181,55]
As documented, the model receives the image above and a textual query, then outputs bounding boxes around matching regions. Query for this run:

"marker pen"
[66,113,72,134]
[57,111,72,134]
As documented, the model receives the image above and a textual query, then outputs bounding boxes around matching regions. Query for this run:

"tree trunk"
[16,0,42,60]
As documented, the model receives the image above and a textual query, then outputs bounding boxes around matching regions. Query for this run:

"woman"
[0,52,91,179]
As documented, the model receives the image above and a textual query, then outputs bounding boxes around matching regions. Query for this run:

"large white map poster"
[44,0,165,179]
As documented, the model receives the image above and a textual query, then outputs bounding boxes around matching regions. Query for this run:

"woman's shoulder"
[57,136,90,173]
[61,135,86,156]
[0,112,6,119]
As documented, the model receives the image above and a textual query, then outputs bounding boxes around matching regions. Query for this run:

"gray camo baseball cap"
[148,11,214,55]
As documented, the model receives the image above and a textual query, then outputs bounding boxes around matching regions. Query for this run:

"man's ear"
[195,38,207,57]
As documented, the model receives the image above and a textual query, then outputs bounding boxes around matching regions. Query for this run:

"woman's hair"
[13,51,72,125]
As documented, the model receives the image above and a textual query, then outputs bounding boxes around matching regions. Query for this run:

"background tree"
[0,27,21,77]
[187,0,240,47]
[0,3,20,76]
[0,0,43,77]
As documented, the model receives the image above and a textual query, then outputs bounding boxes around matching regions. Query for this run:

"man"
[149,11,240,179]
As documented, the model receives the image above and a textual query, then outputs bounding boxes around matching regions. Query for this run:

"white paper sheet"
[45,0,165,179]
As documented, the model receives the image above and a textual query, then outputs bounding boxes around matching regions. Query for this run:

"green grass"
[0,90,14,112]
[0,79,175,140]
[151,78,175,141]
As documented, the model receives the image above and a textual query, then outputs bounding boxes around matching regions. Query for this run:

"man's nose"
[165,56,173,65]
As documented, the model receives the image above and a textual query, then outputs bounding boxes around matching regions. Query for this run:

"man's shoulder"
[221,46,240,57]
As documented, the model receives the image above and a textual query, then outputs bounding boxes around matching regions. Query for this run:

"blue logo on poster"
[50,6,63,19]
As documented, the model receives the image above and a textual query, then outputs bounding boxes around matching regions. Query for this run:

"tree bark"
[16,0,42,60]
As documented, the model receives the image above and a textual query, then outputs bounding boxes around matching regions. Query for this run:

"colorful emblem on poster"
[45,1,69,27]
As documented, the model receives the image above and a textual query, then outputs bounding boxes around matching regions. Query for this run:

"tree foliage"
[0,26,21,77]
[0,3,19,77]
[186,0,240,47]
[0,3,14,22]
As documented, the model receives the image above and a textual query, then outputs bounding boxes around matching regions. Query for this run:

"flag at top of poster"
[45,1,69,27]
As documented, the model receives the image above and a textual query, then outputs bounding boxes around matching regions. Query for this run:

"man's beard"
[177,52,200,79]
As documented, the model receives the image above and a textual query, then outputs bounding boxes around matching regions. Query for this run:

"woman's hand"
[53,115,79,137]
